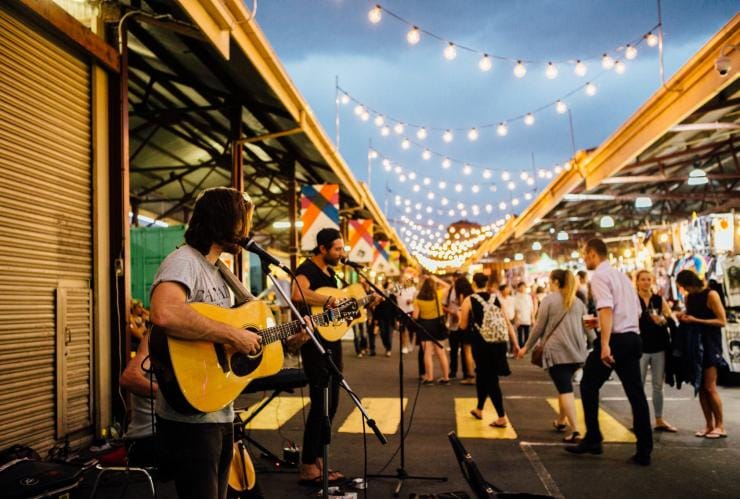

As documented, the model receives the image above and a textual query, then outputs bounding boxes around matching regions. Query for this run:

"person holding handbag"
[518,269,595,443]
[413,276,451,385]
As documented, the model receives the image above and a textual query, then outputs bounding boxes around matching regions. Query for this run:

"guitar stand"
[237,391,296,470]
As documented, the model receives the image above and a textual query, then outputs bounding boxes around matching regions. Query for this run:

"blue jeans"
[640,351,666,419]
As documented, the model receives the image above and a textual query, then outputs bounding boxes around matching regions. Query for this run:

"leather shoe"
[564,442,603,455]
[629,454,651,466]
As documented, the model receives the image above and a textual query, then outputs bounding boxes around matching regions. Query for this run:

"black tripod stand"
[350,266,447,497]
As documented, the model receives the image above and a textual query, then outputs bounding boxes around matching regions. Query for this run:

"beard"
[323,254,340,267]
[221,240,242,255]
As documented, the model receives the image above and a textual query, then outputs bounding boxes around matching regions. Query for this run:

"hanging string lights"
[337,76,605,146]
[365,3,659,78]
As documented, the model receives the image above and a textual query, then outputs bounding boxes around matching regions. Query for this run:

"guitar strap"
[216,259,255,306]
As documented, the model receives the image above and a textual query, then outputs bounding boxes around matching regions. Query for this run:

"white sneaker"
[386,351,392,357]
[401,347,409,355]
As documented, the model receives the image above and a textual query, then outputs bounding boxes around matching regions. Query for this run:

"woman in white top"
[513,282,535,348]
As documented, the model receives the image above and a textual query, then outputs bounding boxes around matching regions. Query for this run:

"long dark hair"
[676,269,704,291]
[454,277,474,301]
[185,187,253,255]
[417,277,437,300]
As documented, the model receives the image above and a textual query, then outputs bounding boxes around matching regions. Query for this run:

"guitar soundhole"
[230,327,263,376]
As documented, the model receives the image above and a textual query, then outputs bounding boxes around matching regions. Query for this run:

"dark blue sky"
[256,0,737,241]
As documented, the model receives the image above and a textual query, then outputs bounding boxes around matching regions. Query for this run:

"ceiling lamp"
[557,231,569,241]
[688,167,709,186]
[635,196,653,209]
[532,241,542,251]
[570,250,580,259]
[514,253,524,261]
[600,215,615,228]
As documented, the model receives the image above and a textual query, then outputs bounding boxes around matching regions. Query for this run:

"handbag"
[531,309,568,367]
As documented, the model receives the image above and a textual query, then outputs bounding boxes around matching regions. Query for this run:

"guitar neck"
[259,309,345,344]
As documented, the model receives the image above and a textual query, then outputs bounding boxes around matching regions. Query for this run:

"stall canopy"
[123,0,413,263]
[470,14,740,263]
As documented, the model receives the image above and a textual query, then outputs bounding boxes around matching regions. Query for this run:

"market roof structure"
[469,14,740,264]
[123,0,412,263]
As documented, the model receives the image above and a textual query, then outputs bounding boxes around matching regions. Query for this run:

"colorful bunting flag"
[372,240,391,274]
[348,219,374,262]
[300,184,339,251]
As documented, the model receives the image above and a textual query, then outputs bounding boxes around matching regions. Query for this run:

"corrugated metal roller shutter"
[0,6,93,454]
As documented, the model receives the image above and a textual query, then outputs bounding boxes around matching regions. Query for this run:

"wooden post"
[288,161,299,272]
[231,103,244,281]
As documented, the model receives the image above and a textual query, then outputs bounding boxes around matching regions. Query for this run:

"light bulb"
[645,32,658,47]
[401,138,410,149]
[448,209,455,216]
[499,201,507,210]
[574,60,588,77]
[412,184,420,192]
[507,181,516,190]
[407,26,420,45]
[556,100,568,114]
[442,129,454,143]
[538,169,546,178]
[600,215,615,228]
[368,150,378,159]
[382,159,391,170]
[455,183,463,192]
[524,192,533,200]
[625,44,638,60]
[441,197,449,206]
[368,5,382,24]
[585,82,597,96]
[380,126,390,136]
[423,177,431,185]
[467,128,479,141]
[519,171,529,180]
[408,171,417,180]
[501,171,511,181]
[422,149,432,160]
[524,113,535,126]
[340,94,350,104]
[601,53,615,70]
[532,241,542,251]
[513,60,527,78]
[438,180,447,189]
[545,62,558,79]
[635,196,652,208]
[485,204,493,213]
[557,231,569,241]
[554,165,563,174]
[526,177,535,186]
[374,115,384,127]
[394,123,404,135]
[462,164,472,175]
[563,161,572,171]
[496,122,508,136]
[427,192,435,200]
[442,157,451,169]
[354,105,364,116]
[399,174,407,182]
[394,165,402,173]
[512,198,519,206]
[444,42,457,61]
[472,185,480,193]
[478,54,492,72]
[614,60,626,74]
[483,169,492,180]
[360,111,370,121]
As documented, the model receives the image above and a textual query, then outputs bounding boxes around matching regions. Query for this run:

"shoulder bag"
[531,308,568,367]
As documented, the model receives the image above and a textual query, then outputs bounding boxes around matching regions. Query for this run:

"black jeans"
[448,329,470,378]
[156,417,233,499]
[301,340,342,465]
[472,339,508,417]
[377,320,393,351]
[580,332,653,457]
[517,325,531,348]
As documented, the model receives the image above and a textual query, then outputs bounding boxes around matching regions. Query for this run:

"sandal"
[705,430,728,439]
[552,420,568,432]
[563,432,581,443]
[654,424,678,433]
[470,409,483,420]
[489,420,508,428]
[695,429,712,438]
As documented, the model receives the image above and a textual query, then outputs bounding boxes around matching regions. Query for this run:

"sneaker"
[385,351,392,357]
[460,377,476,385]
[356,352,364,358]
[401,347,409,355]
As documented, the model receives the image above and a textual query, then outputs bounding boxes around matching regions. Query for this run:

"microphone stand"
[258,258,388,499]
[347,263,447,497]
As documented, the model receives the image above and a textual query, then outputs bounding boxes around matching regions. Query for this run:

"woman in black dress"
[459,273,520,427]
[675,269,728,439]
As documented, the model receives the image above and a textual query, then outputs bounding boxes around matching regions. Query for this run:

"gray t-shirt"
[150,245,234,424]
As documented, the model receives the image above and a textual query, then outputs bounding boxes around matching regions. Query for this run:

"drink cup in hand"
[583,314,598,329]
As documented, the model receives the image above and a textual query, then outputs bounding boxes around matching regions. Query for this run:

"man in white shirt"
[566,239,652,466]
[396,285,417,354]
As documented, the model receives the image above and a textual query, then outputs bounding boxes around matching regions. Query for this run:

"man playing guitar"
[291,227,349,485]
[149,187,261,499]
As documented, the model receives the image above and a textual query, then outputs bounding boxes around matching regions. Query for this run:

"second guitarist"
[291,227,347,485]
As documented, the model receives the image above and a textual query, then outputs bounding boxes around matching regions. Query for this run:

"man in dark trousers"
[291,228,347,485]
[566,238,653,465]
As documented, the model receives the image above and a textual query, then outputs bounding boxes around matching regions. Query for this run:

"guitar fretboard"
[257,308,349,344]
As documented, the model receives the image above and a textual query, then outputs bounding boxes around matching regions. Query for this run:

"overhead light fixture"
[635,196,653,209]
[687,167,709,185]
[570,250,580,259]
[557,231,569,241]
[514,253,524,261]
[531,241,542,251]
[600,215,615,228]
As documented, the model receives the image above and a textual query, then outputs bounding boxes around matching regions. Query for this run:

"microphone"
[341,257,366,270]
[239,237,292,274]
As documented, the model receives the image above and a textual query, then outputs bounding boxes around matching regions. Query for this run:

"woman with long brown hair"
[518,269,594,442]
[413,276,451,385]
[675,269,727,439]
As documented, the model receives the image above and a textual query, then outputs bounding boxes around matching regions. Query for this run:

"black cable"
[361,416,368,499]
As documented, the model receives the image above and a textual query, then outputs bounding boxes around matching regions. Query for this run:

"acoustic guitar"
[311,281,413,342]
[150,299,358,414]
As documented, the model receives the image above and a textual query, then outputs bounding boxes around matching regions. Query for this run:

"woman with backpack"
[517,269,595,443]
[459,273,520,427]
